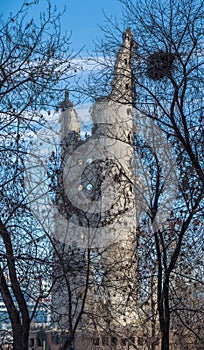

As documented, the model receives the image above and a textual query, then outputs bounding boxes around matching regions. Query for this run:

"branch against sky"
[0,0,203,349]
[81,1,204,349]
[0,1,77,349]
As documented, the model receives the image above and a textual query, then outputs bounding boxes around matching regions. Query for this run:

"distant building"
[0,279,51,332]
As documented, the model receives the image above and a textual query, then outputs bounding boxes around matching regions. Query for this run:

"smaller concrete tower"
[59,90,80,147]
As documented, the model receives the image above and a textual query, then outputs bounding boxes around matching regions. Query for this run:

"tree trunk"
[160,284,170,350]
[60,335,74,350]
[150,274,157,350]
[12,323,29,350]
[161,321,170,350]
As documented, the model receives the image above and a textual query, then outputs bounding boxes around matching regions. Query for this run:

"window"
[52,333,59,345]
[130,336,135,344]
[102,336,109,346]
[37,337,42,346]
[111,337,117,346]
[93,337,100,346]
[121,338,127,346]
[138,336,143,345]
[30,338,34,347]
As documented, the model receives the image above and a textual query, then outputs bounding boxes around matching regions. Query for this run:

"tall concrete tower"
[53,28,138,348]
[87,28,138,343]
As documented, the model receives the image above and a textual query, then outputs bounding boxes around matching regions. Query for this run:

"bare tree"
[0,1,76,349]
[82,0,204,349]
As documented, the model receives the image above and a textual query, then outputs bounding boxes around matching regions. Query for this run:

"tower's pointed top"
[58,90,73,111]
[59,90,80,138]
[122,27,135,42]
[110,28,137,105]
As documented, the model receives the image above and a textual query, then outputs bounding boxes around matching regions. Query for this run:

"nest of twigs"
[146,51,176,80]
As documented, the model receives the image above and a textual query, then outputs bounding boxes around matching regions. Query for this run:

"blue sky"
[1,0,123,53]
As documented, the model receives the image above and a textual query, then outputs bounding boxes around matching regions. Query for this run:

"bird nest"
[146,51,176,80]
